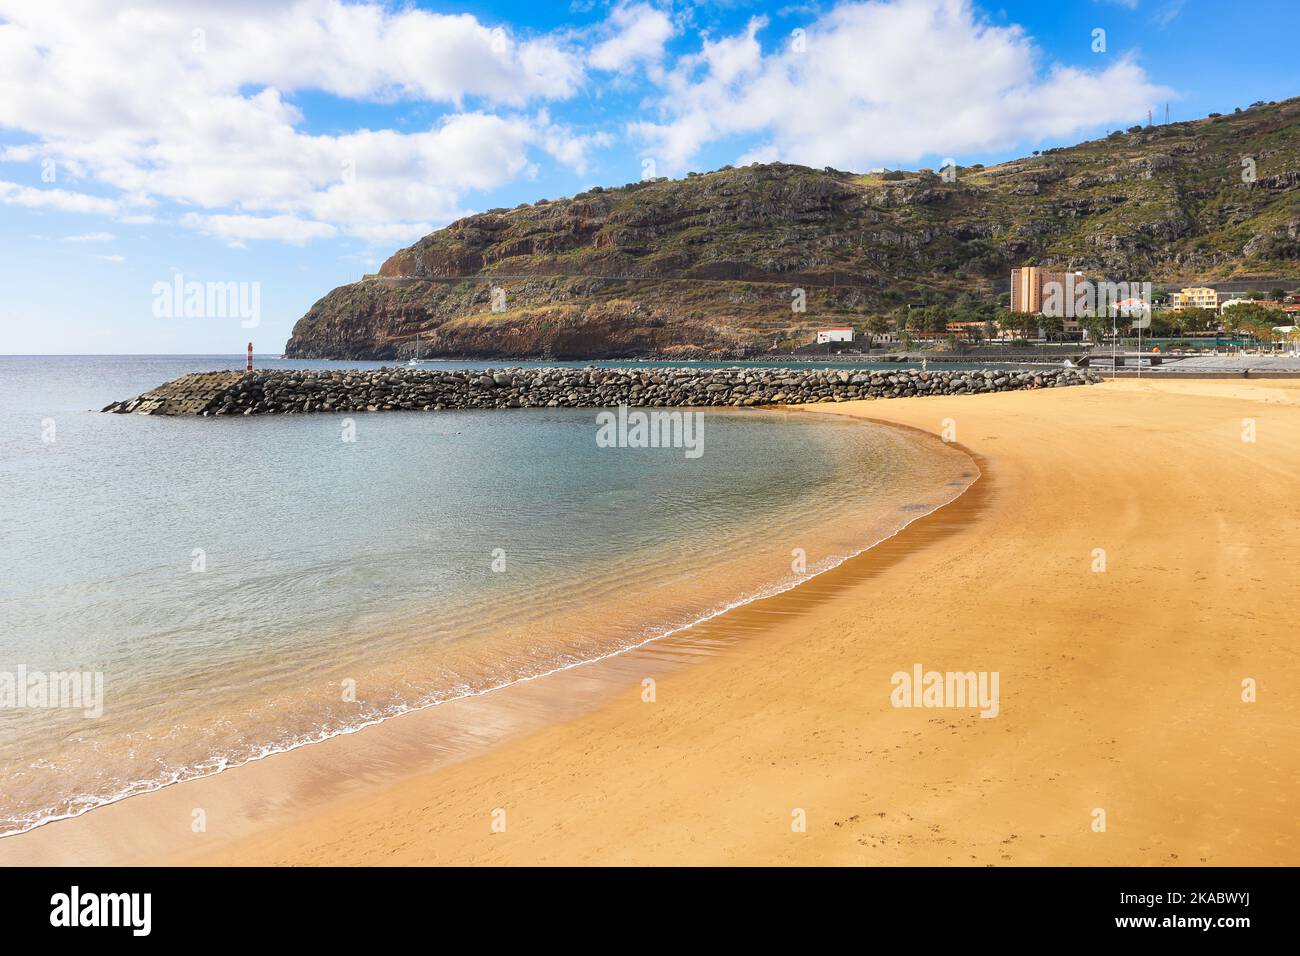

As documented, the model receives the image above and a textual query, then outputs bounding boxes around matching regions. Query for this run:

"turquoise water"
[0,355,975,835]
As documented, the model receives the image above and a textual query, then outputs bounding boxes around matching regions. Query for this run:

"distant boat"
[407,334,426,367]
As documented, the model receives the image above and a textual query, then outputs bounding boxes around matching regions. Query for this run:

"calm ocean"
[0,355,976,835]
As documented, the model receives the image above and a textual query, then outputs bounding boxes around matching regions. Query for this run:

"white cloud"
[589,3,676,72]
[0,0,1176,250]
[62,231,116,242]
[0,0,603,245]
[534,109,616,174]
[180,213,340,246]
[0,179,120,215]
[94,254,126,262]
[0,0,583,132]
[346,222,437,245]
[632,0,1173,172]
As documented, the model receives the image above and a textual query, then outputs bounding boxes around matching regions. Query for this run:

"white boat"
[407,333,427,367]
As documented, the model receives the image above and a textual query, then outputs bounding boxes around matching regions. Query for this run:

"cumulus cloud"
[589,3,676,72]
[0,0,600,243]
[631,0,1173,172]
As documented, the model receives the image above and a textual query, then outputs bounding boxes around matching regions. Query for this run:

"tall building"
[1010,267,1075,313]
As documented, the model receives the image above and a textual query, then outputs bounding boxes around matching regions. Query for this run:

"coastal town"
[811,266,1300,354]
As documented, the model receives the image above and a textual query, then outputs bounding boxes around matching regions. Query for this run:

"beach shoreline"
[3,379,1297,866]
[0,409,980,864]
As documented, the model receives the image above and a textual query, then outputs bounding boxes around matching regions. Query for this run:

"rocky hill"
[285,98,1300,360]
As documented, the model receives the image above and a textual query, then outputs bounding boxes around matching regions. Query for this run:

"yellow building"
[1169,287,1220,310]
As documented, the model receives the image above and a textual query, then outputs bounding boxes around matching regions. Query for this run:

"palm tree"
[1220,306,1246,345]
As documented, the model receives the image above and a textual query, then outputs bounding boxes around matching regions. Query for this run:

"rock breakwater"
[102,366,1102,416]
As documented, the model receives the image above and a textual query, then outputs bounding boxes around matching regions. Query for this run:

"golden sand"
[3,378,1297,866]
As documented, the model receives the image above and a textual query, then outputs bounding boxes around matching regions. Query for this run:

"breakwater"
[102,366,1102,416]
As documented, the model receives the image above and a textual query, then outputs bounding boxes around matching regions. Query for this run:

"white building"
[816,327,854,344]
[1218,297,1266,314]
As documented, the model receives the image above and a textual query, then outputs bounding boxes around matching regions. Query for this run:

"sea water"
[0,355,976,835]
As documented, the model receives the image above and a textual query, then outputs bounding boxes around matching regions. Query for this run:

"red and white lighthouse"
[246,342,253,372]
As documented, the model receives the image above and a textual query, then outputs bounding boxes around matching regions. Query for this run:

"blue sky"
[0,0,1295,354]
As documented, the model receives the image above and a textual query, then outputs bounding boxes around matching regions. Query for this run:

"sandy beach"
[3,378,1297,866]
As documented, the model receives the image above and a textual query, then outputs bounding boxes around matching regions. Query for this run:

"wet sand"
[3,379,1297,865]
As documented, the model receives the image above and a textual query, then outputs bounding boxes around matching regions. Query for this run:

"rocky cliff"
[285,98,1300,360]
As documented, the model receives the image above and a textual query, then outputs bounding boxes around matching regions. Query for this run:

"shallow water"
[0,355,974,835]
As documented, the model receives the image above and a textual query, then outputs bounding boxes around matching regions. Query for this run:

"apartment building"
[1168,287,1220,310]
[1010,267,1075,313]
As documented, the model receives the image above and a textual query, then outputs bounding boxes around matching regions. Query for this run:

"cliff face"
[285,98,1300,359]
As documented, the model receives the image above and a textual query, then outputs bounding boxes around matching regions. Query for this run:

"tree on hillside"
[864,314,891,341]
[925,306,950,334]
[1037,314,1064,342]
[953,291,981,315]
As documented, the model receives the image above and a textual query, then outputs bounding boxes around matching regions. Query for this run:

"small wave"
[0,447,979,840]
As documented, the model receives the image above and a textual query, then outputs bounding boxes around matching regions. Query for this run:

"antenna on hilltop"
[1165,102,1170,124]
[1147,109,1153,127]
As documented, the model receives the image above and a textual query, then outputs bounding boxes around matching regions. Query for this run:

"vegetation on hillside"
[286,98,1300,359]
